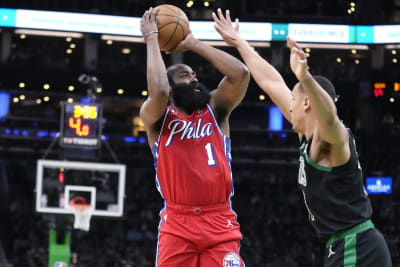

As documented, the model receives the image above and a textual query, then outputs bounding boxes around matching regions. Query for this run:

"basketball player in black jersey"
[212,9,392,266]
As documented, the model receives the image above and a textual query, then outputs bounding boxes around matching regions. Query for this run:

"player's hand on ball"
[167,33,197,54]
[212,8,240,47]
[140,7,159,42]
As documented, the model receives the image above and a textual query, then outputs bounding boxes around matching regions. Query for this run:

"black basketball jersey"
[298,129,373,240]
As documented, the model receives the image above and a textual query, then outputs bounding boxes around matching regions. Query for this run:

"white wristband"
[145,30,159,41]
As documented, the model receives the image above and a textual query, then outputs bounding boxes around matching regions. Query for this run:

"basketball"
[155,4,190,52]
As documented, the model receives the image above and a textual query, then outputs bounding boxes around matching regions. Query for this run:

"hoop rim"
[68,203,94,213]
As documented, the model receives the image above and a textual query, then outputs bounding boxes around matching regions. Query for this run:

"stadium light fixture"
[384,44,400,49]
[187,1,194,8]
[101,35,143,43]
[14,29,83,38]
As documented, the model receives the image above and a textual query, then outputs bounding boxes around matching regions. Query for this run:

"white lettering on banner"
[16,10,141,35]
[374,25,400,43]
[367,179,391,193]
[165,119,213,146]
[63,137,98,146]
[289,24,350,43]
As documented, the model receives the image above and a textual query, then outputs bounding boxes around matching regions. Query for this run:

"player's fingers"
[217,8,226,23]
[287,36,295,48]
[234,18,239,32]
[214,24,224,36]
[211,12,220,24]
[150,7,159,22]
[293,40,302,50]
[143,10,150,22]
[287,36,297,49]
[153,7,160,18]
[296,49,306,60]
[148,7,155,20]
[288,36,302,50]
[292,47,306,60]
[225,10,232,24]
[212,12,225,29]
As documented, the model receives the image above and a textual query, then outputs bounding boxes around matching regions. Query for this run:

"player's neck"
[304,117,317,140]
[177,106,193,116]
[171,103,194,116]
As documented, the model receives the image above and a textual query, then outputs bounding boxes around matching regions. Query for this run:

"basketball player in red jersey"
[140,7,249,267]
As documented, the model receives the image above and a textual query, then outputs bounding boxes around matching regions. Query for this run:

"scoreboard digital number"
[60,102,102,148]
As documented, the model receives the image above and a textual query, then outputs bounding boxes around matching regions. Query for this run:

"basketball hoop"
[68,202,94,231]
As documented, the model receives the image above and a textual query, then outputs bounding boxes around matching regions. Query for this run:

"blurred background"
[0,0,399,266]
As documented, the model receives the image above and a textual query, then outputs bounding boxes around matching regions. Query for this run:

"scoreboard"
[60,102,102,148]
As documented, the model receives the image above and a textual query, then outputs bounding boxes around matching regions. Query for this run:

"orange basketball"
[155,4,190,52]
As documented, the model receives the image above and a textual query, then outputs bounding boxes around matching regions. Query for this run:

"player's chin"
[291,121,299,133]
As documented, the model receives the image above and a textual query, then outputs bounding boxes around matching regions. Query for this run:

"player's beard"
[171,82,210,114]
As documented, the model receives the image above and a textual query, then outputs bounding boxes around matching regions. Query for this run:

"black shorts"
[324,227,392,267]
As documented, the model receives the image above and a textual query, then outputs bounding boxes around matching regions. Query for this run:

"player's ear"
[303,96,311,111]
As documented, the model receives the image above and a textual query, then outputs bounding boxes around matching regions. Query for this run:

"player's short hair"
[299,75,336,100]
[167,65,178,87]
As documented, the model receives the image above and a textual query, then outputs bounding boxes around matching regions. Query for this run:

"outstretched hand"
[212,8,241,47]
[140,7,159,42]
[287,36,309,81]
[166,33,197,54]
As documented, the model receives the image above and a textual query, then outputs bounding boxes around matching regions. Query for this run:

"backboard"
[35,159,126,217]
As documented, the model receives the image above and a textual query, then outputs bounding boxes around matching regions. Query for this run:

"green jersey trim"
[304,151,332,172]
[343,234,357,267]
[326,219,374,247]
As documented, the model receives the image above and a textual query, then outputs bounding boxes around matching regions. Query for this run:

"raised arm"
[170,11,250,120]
[287,37,348,146]
[139,7,170,147]
[212,9,292,122]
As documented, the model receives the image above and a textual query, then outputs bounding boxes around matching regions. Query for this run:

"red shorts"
[156,202,245,267]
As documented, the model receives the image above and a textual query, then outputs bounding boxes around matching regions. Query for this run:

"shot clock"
[60,102,102,148]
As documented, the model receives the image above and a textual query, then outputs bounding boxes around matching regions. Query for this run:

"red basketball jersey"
[152,105,234,206]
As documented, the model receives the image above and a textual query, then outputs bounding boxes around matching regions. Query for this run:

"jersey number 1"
[205,143,217,166]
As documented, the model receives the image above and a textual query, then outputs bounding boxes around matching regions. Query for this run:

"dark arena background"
[0,0,399,266]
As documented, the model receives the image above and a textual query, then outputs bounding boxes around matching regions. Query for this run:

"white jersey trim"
[206,104,224,137]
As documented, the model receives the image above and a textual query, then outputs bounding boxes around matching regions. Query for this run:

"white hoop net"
[68,204,94,231]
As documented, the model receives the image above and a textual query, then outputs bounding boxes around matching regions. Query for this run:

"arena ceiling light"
[202,40,271,47]
[297,43,369,50]
[384,44,400,49]
[14,29,83,38]
[101,35,143,43]
[101,34,270,47]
